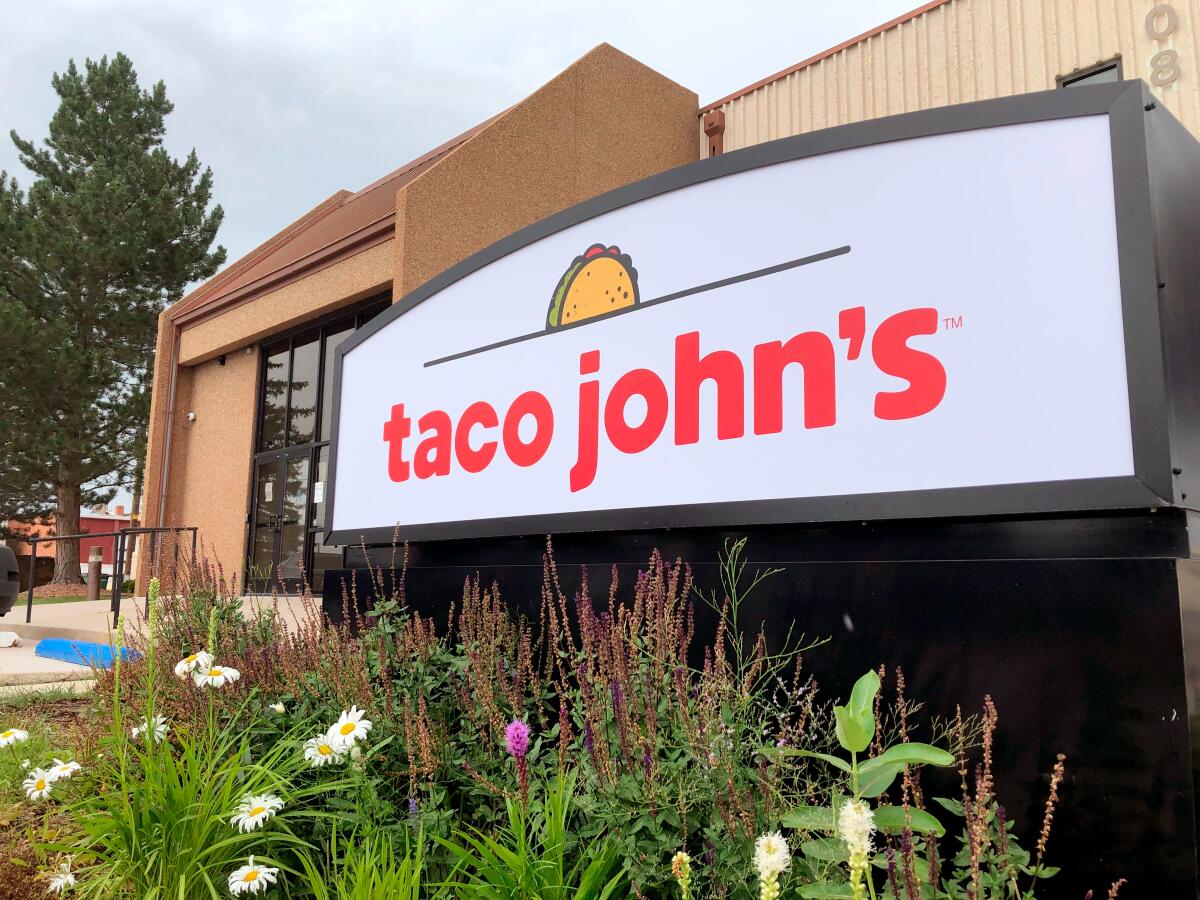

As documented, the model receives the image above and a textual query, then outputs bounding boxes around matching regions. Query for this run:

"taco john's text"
[381,306,947,493]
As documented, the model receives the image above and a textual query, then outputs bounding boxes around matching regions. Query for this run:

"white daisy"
[303,735,344,767]
[20,759,30,770]
[131,714,169,744]
[0,728,29,747]
[192,665,241,689]
[174,650,214,679]
[753,831,791,880]
[328,705,372,748]
[24,768,54,800]
[227,856,279,895]
[230,793,284,832]
[46,859,75,894]
[270,701,286,714]
[48,759,81,781]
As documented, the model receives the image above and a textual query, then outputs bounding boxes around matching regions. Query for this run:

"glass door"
[249,459,280,593]
[276,451,311,590]
[245,298,388,594]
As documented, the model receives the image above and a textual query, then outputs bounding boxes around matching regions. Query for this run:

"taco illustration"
[546,244,639,329]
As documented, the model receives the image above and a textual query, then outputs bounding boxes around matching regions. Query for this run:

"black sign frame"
[326,80,1178,547]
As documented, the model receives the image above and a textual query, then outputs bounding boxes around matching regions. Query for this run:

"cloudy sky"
[2,0,916,268]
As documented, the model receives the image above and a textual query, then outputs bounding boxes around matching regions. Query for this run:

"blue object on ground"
[34,638,140,669]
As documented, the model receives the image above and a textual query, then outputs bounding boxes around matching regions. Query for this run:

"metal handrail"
[22,526,197,623]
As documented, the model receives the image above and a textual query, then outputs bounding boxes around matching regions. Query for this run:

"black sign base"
[324,509,1200,897]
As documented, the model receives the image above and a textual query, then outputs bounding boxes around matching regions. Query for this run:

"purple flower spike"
[505,719,531,759]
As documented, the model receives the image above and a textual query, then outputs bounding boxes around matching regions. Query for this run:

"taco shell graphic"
[546,244,639,329]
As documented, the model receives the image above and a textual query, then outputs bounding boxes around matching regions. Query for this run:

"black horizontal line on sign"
[423,244,852,368]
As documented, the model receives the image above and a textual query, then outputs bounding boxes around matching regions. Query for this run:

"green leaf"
[859,743,954,774]
[873,806,946,837]
[801,838,849,862]
[856,761,904,798]
[932,796,965,816]
[773,748,852,773]
[834,705,870,754]
[798,883,855,898]
[781,805,835,832]
[846,670,880,747]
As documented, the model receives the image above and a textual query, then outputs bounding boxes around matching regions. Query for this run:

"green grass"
[31,595,90,605]
[0,686,90,710]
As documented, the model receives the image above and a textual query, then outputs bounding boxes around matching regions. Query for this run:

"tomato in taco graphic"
[546,244,639,329]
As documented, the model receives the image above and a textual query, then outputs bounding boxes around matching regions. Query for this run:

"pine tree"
[0,53,224,583]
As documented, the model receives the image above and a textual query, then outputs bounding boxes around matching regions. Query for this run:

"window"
[1058,58,1122,88]
[247,295,389,593]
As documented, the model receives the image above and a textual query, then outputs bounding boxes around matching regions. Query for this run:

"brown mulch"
[31,583,90,598]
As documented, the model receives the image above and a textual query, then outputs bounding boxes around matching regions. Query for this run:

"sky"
[1,0,916,511]
[1,0,917,269]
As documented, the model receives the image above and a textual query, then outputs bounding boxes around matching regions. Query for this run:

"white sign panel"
[330,114,1136,540]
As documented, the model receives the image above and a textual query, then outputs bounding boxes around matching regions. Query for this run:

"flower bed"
[2,542,1128,898]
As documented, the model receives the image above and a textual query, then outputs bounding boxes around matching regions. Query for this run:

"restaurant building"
[139,0,1200,592]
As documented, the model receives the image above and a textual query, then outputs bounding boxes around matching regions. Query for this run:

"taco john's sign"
[328,106,1144,544]
[381,242,946,495]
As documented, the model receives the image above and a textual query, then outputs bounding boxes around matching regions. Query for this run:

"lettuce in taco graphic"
[546,244,639,329]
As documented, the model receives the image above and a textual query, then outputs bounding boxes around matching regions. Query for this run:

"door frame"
[243,295,390,594]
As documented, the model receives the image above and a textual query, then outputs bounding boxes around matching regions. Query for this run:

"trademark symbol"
[942,315,964,330]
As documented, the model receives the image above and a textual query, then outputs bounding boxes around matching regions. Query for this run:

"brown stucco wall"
[137,243,393,592]
[395,43,698,296]
[169,350,258,582]
[139,43,698,594]
[177,241,394,365]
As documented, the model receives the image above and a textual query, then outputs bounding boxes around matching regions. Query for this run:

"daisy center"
[242,869,260,883]
[207,668,222,676]
[185,654,197,663]
[34,779,46,790]
[339,722,355,735]
[319,744,333,755]
[1,731,12,739]
[249,806,266,816]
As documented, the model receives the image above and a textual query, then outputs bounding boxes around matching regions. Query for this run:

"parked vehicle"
[0,544,18,617]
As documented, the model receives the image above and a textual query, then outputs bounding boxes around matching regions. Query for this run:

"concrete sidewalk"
[0,642,95,686]
[0,593,318,686]
[7,593,317,639]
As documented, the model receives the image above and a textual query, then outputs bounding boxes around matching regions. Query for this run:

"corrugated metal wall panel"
[704,0,1200,154]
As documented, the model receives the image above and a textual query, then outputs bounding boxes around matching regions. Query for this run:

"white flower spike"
[230,793,284,833]
[131,714,169,744]
[753,830,791,880]
[839,798,876,900]
[303,735,343,767]
[0,727,28,747]
[46,859,76,894]
[228,856,279,895]
[48,759,82,781]
[192,665,241,689]
[328,705,372,748]
[174,650,214,679]
[24,768,54,801]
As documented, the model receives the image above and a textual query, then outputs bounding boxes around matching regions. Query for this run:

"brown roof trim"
[699,0,953,114]
[353,111,502,196]
[171,191,350,318]
[173,216,395,327]
[171,115,501,326]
